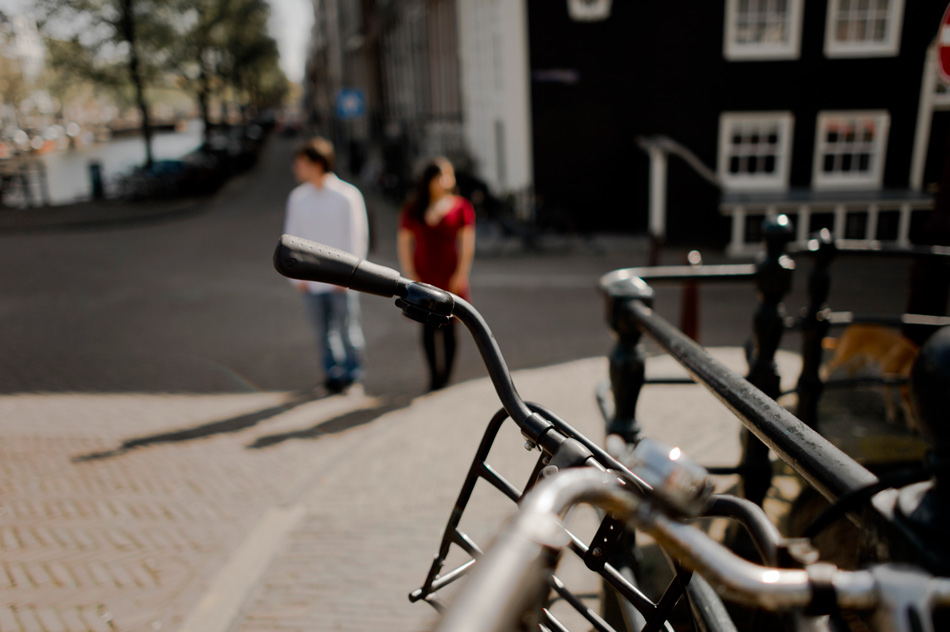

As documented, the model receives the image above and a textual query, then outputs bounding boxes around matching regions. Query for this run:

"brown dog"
[822,324,919,431]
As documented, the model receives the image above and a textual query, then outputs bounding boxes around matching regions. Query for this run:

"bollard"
[892,326,950,574]
[741,215,795,506]
[680,250,702,341]
[603,278,655,443]
[795,229,837,430]
[89,161,104,200]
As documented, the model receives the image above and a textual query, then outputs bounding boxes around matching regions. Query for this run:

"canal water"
[20,119,204,206]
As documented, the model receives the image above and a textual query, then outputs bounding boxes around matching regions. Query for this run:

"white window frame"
[812,111,890,190]
[824,0,905,58]
[724,0,804,61]
[718,112,795,192]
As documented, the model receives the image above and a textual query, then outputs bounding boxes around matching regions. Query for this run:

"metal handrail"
[601,270,878,502]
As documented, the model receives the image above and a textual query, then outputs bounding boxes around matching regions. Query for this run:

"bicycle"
[273,234,950,632]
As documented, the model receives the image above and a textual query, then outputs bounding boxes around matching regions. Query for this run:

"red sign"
[940,2,950,83]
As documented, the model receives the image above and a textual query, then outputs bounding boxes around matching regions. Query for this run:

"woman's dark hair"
[295,137,335,172]
[405,158,451,223]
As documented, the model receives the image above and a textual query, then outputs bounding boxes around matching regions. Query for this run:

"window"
[813,111,890,189]
[718,112,794,191]
[825,0,904,58]
[724,0,804,60]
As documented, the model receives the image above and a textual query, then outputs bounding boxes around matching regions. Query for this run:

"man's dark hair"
[295,137,336,172]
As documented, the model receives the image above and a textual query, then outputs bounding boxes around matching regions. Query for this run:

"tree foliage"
[37,0,180,166]
[169,0,287,140]
[36,0,290,163]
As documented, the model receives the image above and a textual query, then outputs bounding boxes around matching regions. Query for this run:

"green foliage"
[37,0,177,87]
[36,0,290,128]
[166,0,290,126]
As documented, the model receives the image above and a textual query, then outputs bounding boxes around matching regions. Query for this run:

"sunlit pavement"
[0,347,813,632]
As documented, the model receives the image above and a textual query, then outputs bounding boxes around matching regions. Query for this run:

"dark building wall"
[528,1,727,242]
[527,1,948,244]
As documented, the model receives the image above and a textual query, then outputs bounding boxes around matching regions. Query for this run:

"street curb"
[0,197,207,234]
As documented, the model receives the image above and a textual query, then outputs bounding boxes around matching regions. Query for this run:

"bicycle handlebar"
[435,467,950,632]
[273,237,655,488]
[273,235,552,441]
[274,234,408,298]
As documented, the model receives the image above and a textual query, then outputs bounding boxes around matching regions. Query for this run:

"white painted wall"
[456,0,533,197]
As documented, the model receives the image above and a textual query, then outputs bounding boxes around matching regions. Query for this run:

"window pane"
[841,153,853,172]
[824,154,836,172]
[722,114,790,185]
[854,18,868,41]
[732,0,792,46]
[836,19,850,40]
[871,18,886,41]
[816,113,886,183]
[832,0,895,45]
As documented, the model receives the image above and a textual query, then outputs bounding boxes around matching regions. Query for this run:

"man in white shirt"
[284,137,369,393]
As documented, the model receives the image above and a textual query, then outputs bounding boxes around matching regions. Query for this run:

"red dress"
[399,196,475,300]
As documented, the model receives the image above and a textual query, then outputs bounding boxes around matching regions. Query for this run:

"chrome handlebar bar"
[435,465,950,632]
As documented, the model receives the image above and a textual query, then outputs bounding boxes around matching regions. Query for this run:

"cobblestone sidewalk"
[1,350,825,632]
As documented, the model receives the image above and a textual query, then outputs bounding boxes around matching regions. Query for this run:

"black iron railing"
[600,216,950,576]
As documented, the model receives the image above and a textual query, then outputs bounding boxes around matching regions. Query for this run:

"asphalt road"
[0,133,913,401]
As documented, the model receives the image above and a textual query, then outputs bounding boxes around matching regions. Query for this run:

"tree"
[37,0,178,168]
[171,0,287,141]
[220,0,287,116]
[169,0,229,144]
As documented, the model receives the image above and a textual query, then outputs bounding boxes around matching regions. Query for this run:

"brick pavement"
[0,390,387,632]
[6,347,894,632]
[224,351,790,632]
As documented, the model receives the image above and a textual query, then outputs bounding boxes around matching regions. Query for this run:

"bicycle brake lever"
[869,565,936,632]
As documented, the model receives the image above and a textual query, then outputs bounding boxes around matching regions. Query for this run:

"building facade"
[301,0,534,212]
[529,0,949,250]
[302,1,949,250]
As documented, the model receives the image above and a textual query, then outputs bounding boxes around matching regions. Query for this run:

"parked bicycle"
[273,234,950,632]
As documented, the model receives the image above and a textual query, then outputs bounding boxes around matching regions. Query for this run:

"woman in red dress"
[397,157,476,391]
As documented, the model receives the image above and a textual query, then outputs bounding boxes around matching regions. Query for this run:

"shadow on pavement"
[246,394,415,449]
[71,390,325,462]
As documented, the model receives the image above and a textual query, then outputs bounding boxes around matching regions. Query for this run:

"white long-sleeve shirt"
[283,173,369,294]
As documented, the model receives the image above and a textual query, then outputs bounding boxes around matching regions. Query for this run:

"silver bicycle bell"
[607,436,714,518]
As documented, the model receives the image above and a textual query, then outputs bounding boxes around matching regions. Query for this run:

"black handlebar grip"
[273,234,406,298]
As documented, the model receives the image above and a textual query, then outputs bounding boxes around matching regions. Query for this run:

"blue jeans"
[302,291,364,384]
